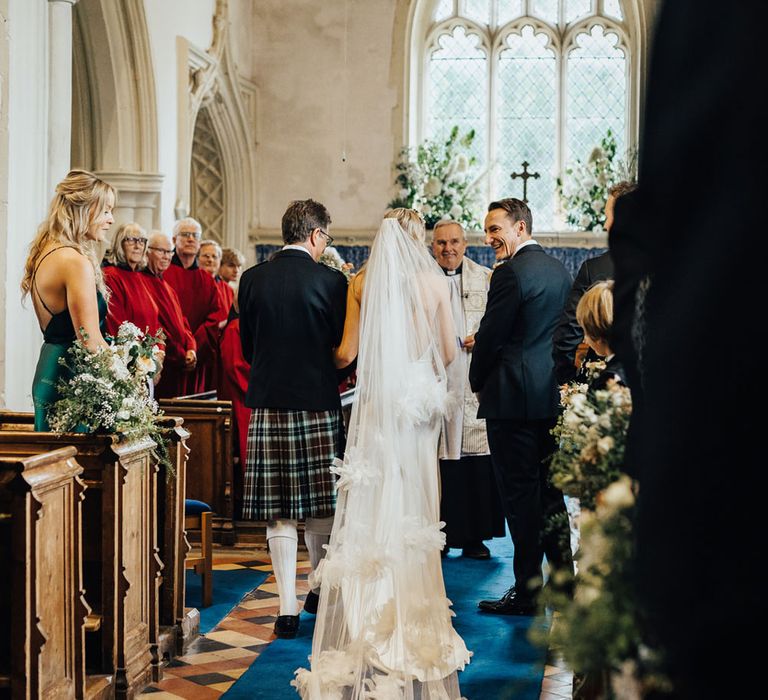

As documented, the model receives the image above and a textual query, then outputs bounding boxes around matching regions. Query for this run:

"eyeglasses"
[148,246,174,256]
[177,231,201,240]
[124,237,148,246]
[317,229,334,246]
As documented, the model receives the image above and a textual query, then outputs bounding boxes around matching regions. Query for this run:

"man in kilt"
[238,199,348,639]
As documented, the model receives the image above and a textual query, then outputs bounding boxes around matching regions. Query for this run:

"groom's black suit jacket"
[238,249,348,411]
[469,244,571,420]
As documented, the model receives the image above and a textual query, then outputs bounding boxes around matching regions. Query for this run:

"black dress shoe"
[479,587,538,616]
[462,542,491,560]
[303,590,319,615]
[274,614,300,639]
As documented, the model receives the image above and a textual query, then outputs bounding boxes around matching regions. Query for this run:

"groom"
[238,199,348,639]
[469,198,574,615]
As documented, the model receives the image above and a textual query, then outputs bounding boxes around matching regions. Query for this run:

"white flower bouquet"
[388,126,481,231]
[47,321,171,470]
[557,129,637,233]
[549,376,632,511]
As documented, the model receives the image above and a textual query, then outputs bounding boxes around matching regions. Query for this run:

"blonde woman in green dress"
[21,169,116,430]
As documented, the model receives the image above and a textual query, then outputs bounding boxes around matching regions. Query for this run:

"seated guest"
[163,218,227,394]
[142,230,197,398]
[575,280,625,390]
[103,222,162,339]
[218,294,251,516]
[431,220,506,559]
[219,247,245,288]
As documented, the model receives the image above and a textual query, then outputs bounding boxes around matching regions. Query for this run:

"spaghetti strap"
[32,245,76,317]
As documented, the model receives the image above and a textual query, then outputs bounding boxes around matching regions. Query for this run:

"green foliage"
[47,321,173,474]
[389,126,481,230]
[557,129,637,232]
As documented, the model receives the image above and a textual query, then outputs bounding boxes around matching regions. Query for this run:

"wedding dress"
[293,219,471,699]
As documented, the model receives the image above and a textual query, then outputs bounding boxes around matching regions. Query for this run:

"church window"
[420,0,633,230]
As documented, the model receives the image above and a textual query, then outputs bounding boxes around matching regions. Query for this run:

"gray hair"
[172,216,202,238]
[432,219,466,238]
[199,239,222,258]
[109,222,148,266]
[148,230,173,247]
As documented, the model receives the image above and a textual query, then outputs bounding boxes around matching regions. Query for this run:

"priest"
[142,230,197,398]
[431,220,505,559]
[162,218,227,395]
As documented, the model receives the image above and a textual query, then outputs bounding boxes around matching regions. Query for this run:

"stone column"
[47,0,78,194]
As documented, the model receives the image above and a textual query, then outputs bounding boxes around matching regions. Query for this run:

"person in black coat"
[469,198,574,615]
[552,181,636,384]
[238,199,348,639]
[611,1,766,695]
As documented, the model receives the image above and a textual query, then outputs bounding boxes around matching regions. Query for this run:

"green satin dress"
[31,254,107,430]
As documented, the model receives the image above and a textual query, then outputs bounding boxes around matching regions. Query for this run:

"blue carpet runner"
[186,568,270,634]
[223,535,550,699]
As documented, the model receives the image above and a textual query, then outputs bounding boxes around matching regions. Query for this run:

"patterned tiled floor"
[139,549,312,698]
[141,549,573,699]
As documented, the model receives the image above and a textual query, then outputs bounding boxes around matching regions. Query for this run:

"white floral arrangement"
[388,126,481,231]
[319,246,352,280]
[47,321,172,470]
[549,377,632,511]
[557,129,637,233]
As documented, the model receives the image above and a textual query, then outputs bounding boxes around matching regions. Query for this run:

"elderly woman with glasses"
[102,222,163,344]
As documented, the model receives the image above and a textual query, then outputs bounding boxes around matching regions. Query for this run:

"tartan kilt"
[242,407,345,521]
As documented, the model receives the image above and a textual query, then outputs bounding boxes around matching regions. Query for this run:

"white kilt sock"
[304,516,334,594]
[266,519,299,616]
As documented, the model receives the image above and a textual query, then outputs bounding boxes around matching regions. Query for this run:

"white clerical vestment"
[439,256,491,461]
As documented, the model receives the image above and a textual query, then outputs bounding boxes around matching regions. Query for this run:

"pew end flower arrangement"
[536,377,667,697]
[388,125,482,231]
[557,129,637,233]
[47,321,173,474]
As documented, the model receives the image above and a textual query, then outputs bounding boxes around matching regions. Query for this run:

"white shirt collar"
[282,244,312,257]
[512,239,539,256]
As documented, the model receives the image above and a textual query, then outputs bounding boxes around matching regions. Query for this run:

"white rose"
[399,188,410,199]
[591,199,605,213]
[579,214,592,229]
[117,410,131,421]
[424,176,442,198]
[601,476,635,510]
[135,355,156,376]
[449,204,463,219]
[110,355,130,381]
[421,203,433,215]
[596,436,615,455]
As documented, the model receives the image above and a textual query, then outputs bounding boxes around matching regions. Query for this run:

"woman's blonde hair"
[384,207,426,243]
[576,280,614,344]
[21,169,116,299]
[108,222,148,267]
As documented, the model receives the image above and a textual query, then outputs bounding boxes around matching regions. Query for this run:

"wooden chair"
[184,499,213,608]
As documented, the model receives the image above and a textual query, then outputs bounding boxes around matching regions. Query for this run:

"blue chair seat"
[185,499,212,516]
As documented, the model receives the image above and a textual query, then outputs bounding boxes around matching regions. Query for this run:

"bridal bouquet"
[549,378,632,511]
[557,129,637,233]
[47,321,171,469]
[319,245,353,280]
[388,125,481,230]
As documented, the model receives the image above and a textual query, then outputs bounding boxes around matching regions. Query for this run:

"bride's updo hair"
[384,207,426,243]
[21,169,115,299]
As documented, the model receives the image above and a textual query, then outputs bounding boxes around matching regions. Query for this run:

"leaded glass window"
[423,0,631,231]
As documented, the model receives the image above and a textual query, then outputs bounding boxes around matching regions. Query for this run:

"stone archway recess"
[176,0,257,258]
[71,0,163,233]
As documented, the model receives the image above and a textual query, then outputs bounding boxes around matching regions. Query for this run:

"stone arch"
[71,0,163,230]
[176,2,257,257]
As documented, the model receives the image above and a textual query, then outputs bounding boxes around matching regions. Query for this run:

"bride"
[293,208,471,699]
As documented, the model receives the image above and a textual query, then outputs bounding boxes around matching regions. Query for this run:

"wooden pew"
[157,399,234,544]
[154,417,198,655]
[0,447,88,699]
[0,422,158,699]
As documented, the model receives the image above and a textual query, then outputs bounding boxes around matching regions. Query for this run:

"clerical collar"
[442,263,463,276]
[171,252,199,270]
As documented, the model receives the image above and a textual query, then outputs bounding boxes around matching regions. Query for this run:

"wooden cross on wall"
[509,161,540,204]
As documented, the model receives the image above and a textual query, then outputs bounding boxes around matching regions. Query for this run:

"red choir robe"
[140,269,197,398]
[218,314,251,487]
[103,263,163,338]
[162,255,227,394]
[215,277,235,315]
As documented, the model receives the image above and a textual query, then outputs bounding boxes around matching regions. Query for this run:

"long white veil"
[293,218,470,699]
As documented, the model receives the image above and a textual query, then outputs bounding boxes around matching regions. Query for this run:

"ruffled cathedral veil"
[293,218,471,699]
